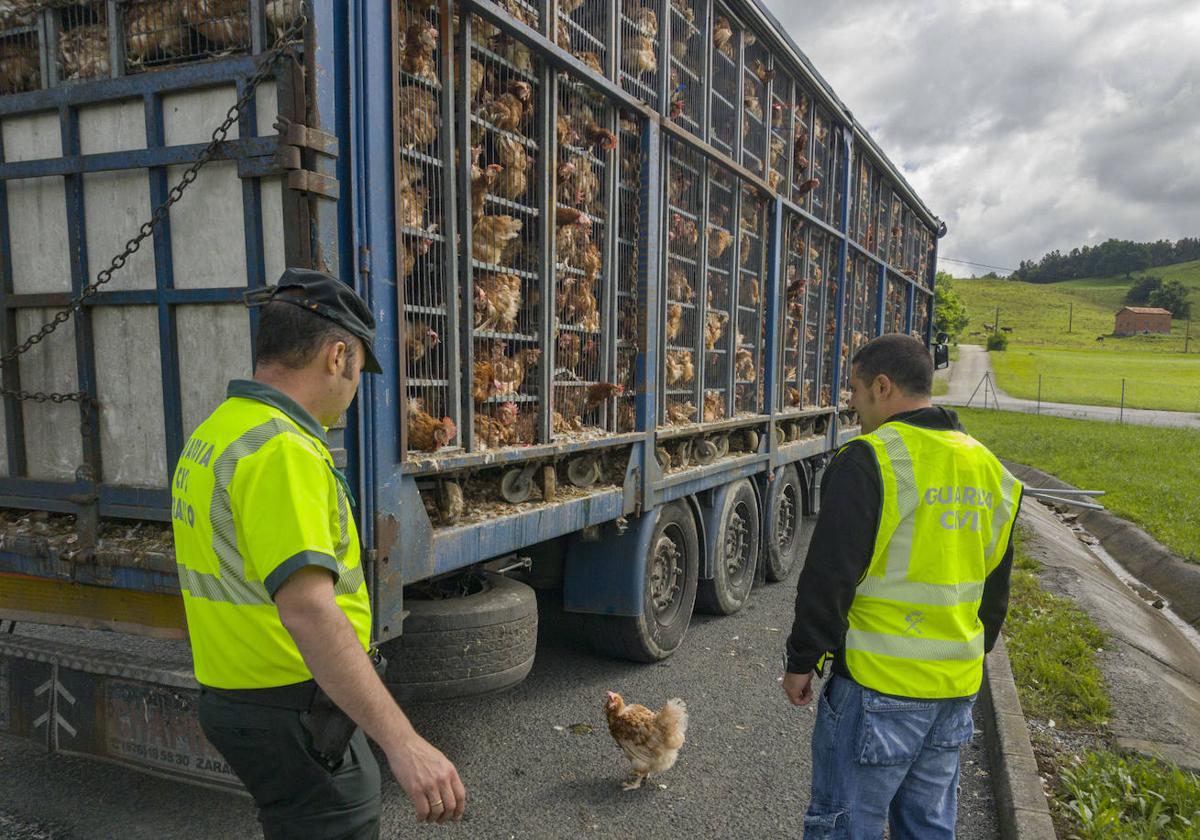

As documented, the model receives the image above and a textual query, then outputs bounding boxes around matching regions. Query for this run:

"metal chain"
[0,3,310,405]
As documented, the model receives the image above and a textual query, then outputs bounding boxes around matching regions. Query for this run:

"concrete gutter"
[1005,461,1200,629]
[981,636,1058,840]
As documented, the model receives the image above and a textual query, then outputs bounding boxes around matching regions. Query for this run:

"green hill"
[953,259,1200,353]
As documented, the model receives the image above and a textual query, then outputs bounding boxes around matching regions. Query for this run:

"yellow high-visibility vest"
[171,380,371,689]
[843,421,1021,699]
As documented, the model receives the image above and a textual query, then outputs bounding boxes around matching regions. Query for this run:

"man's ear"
[874,374,893,400]
[325,339,348,376]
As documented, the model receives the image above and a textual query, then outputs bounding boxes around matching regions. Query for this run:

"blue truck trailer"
[0,0,943,789]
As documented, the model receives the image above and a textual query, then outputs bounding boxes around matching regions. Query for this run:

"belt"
[204,680,320,711]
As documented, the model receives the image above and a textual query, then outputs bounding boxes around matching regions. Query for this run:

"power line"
[939,256,1018,273]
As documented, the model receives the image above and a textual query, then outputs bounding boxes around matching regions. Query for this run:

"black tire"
[697,479,761,615]
[381,573,537,702]
[585,501,699,662]
[766,465,805,582]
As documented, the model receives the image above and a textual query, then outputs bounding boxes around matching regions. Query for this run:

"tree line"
[1012,237,1200,283]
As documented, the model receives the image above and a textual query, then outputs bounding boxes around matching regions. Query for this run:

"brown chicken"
[58,24,110,81]
[473,215,523,265]
[744,92,762,121]
[668,213,699,252]
[495,135,528,199]
[666,401,695,424]
[473,272,521,332]
[795,177,820,198]
[265,0,303,42]
[665,350,694,387]
[401,229,435,279]
[471,162,502,221]
[401,18,438,81]
[125,0,188,65]
[0,35,39,94]
[704,311,727,350]
[712,16,733,59]
[491,347,542,395]
[577,51,604,75]
[703,390,725,422]
[397,86,439,148]
[397,159,428,228]
[405,320,440,365]
[581,119,618,152]
[407,398,457,452]
[740,276,760,307]
[557,114,580,148]
[557,381,624,428]
[557,275,599,332]
[666,264,694,302]
[0,1,37,29]
[622,35,656,76]
[707,228,733,261]
[478,80,532,132]
[182,0,250,49]
[472,358,496,403]
[558,157,600,207]
[735,348,755,383]
[665,303,683,343]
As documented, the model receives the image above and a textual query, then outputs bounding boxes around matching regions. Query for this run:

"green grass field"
[956,408,1200,561]
[950,260,1200,410]
[954,259,1200,353]
[989,348,1200,412]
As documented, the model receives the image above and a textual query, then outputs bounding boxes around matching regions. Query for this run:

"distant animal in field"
[1000,326,1013,334]
[1095,336,1105,343]
[983,322,995,332]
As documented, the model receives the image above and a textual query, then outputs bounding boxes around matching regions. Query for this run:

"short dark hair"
[254,298,358,371]
[850,334,933,396]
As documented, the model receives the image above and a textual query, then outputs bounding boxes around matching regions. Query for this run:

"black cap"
[245,268,382,374]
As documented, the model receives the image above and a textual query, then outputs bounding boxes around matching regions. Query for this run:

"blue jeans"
[804,674,977,840]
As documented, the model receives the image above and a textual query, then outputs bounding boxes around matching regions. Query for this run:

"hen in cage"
[396,85,439,147]
[702,390,724,422]
[125,0,188,66]
[59,23,110,81]
[708,228,733,260]
[397,160,430,228]
[0,1,38,29]
[666,264,693,302]
[0,35,38,93]
[712,15,732,59]
[704,311,727,350]
[405,320,440,364]
[490,346,542,396]
[666,401,695,424]
[407,397,457,452]
[182,0,249,51]
[400,16,437,81]
[265,0,303,42]
[472,215,523,265]
[478,79,532,133]
[495,135,528,199]
[473,272,521,332]
[622,34,655,77]
[665,303,683,342]
[471,160,501,221]
[665,350,694,387]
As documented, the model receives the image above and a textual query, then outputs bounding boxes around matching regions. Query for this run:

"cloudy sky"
[762,0,1200,276]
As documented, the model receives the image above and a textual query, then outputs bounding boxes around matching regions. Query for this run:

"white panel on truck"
[3,114,69,295]
[93,306,167,487]
[80,100,155,292]
[177,305,251,438]
[163,87,248,289]
[255,82,287,284]
[16,309,82,480]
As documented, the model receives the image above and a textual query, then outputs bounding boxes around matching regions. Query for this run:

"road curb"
[1004,460,1200,628]
[981,636,1058,840]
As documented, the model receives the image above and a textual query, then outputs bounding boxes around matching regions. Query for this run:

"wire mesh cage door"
[54,1,112,84]
[818,231,839,408]
[740,30,768,177]
[702,164,735,424]
[0,4,40,95]
[556,0,609,80]
[780,210,806,412]
[734,182,765,416]
[552,64,619,440]
[456,8,546,453]
[810,107,835,225]
[885,273,905,334]
[397,0,458,459]
[614,107,642,433]
[708,1,739,158]
[661,138,701,426]
[790,85,813,208]
[767,70,793,196]
[803,228,827,409]
[666,0,704,135]
[619,0,660,110]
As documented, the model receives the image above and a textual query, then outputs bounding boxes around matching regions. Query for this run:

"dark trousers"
[198,689,382,840]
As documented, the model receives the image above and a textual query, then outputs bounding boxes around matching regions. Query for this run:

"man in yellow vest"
[782,334,1020,839]
[172,269,465,838]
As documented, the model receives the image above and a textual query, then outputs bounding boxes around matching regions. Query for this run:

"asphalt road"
[0,526,1000,839]
[938,344,1200,429]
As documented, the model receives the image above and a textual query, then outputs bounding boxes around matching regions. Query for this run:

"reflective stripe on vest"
[843,422,1021,699]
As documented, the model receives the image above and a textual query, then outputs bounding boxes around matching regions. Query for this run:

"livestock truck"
[0,0,945,790]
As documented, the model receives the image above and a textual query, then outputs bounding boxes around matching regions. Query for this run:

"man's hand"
[783,671,815,706]
[387,737,467,824]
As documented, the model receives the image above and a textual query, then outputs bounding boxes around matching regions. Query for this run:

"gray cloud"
[763,0,1200,274]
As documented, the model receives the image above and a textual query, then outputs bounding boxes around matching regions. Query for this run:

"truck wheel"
[382,573,537,702]
[585,501,699,662]
[697,479,760,615]
[766,465,804,582]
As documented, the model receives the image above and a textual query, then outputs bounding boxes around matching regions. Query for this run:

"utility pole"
[1186,315,1192,353]
[994,306,1000,333]
[1068,303,1073,333]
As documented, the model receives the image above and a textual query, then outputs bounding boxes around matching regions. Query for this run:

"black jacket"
[784,406,1018,680]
